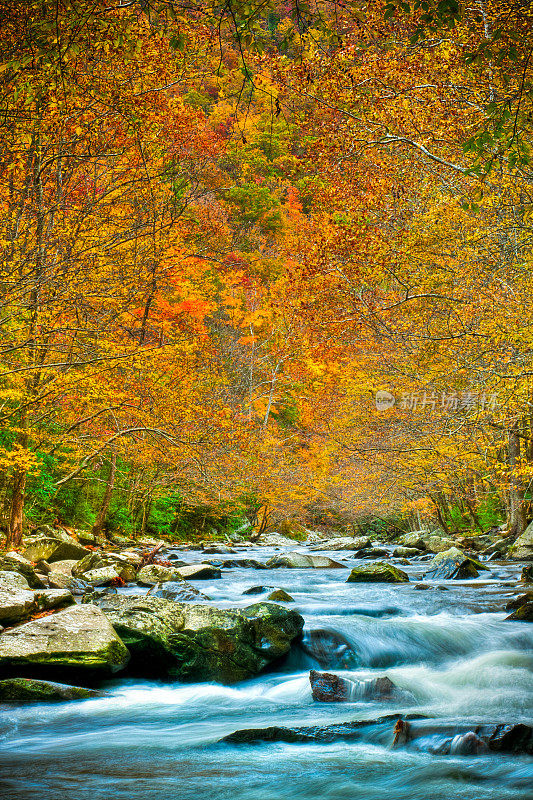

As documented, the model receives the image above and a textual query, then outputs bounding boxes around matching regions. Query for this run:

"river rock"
[0,604,130,676]
[47,536,91,562]
[397,533,427,550]
[242,586,274,595]
[0,571,30,590]
[309,670,403,702]
[298,628,359,669]
[222,717,533,754]
[346,562,409,583]
[309,669,352,701]
[521,565,533,582]
[72,553,137,582]
[175,564,222,580]
[393,547,422,558]
[82,566,121,586]
[509,522,533,560]
[219,558,267,569]
[202,544,234,554]
[266,552,344,569]
[0,552,46,588]
[151,580,211,602]
[256,533,297,547]
[135,564,182,585]
[505,591,533,610]
[353,547,390,559]
[22,537,62,562]
[92,595,304,683]
[266,589,294,602]
[0,677,105,704]
[311,537,371,552]
[505,600,533,621]
[423,547,486,580]
[423,534,459,553]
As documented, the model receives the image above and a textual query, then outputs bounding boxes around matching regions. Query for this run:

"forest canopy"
[1,0,533,546]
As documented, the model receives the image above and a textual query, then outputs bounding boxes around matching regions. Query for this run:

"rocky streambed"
[0,527,532,800]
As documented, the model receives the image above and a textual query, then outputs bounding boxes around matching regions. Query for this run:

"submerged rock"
[346,562,409,583]
[0,604,130,677]
[92,595,304,683]
[423,547,487,580]
[222,716,533,755]
[266,552,344,569]
[298,628,359,669]
[0,677,105,704]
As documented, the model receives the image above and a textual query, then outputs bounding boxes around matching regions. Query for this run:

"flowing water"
[0,545,532,800]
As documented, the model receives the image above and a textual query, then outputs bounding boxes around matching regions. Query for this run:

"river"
[0,544,532,799]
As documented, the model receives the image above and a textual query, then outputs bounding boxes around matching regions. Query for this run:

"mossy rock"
[346,562,409,583]
[92,595,303,683]
[266,589,294,602]
[0,604,130,677]
[0,677,105,704]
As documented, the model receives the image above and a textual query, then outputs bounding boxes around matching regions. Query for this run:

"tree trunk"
[92,453,117,538]
[508,421,528,536]
[7,467,27,549]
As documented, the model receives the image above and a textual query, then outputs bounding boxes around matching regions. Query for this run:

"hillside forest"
[2,0,533,546]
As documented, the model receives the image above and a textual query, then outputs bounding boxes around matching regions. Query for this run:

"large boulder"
[47,537,90,563]
[423,547,487,580]
[0,677,105,704]
[92,595,304,683]
[346,562,409,583]
[0,604,130,677]
[0,552,46,588]
[509,523,533,560]
[266,552,344,569]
